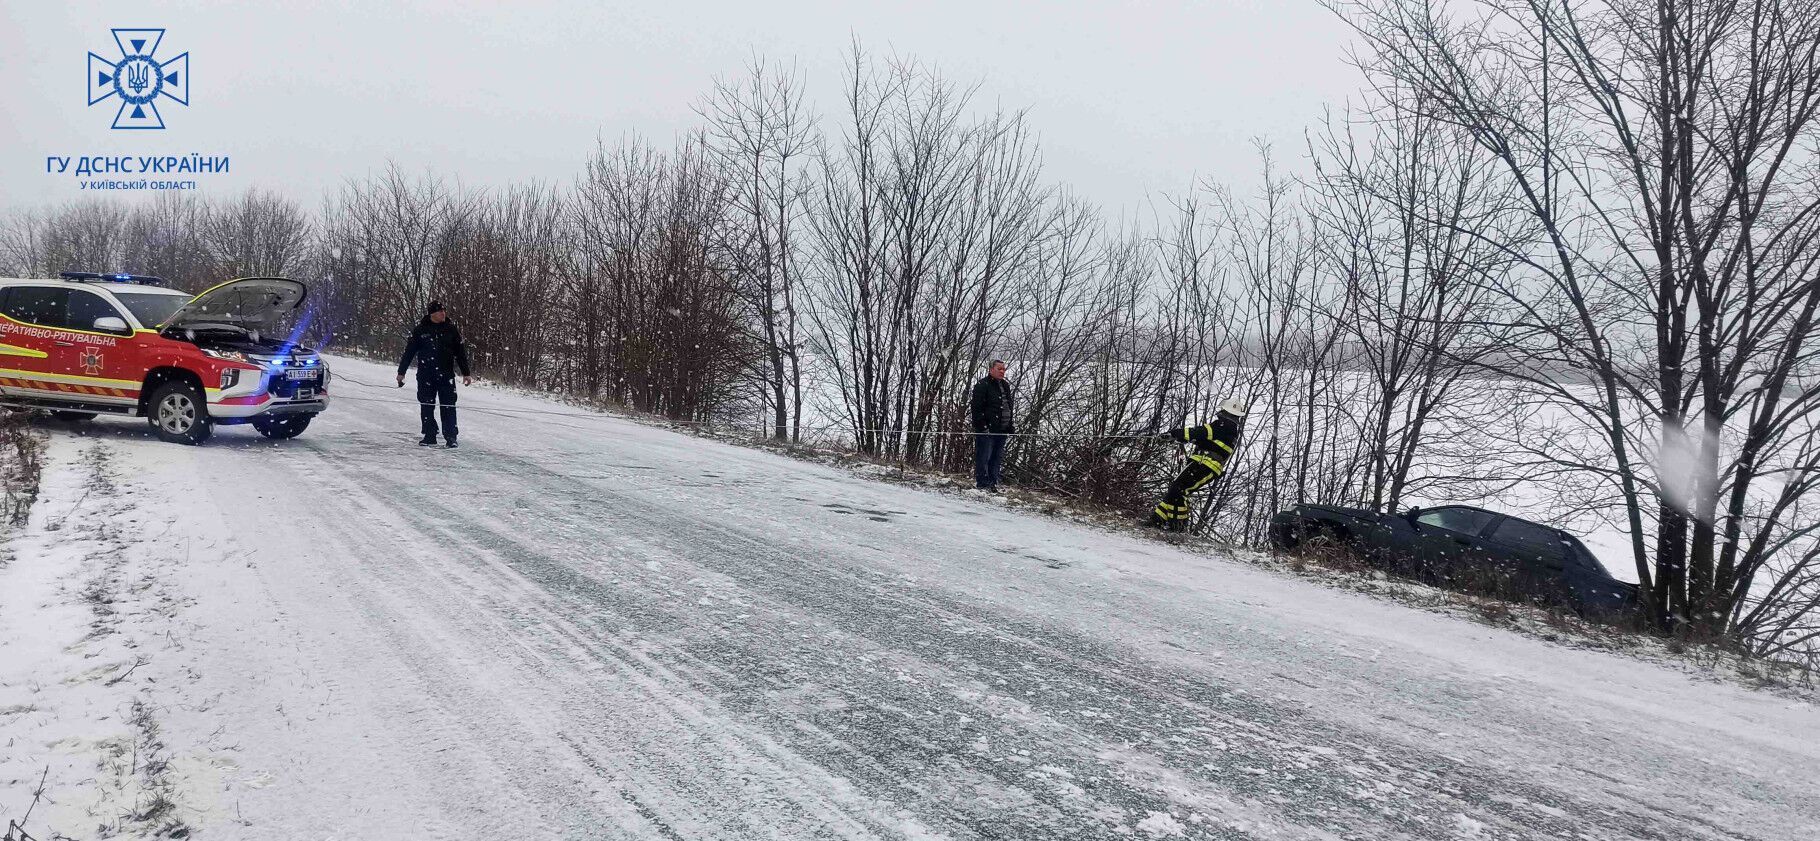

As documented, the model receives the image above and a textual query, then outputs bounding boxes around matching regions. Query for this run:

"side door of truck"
[0,285,75,401]
[61,287,142,408]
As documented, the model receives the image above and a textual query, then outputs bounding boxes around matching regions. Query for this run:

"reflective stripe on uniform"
[1187,453,1225,475]
[1213,439,1234,454]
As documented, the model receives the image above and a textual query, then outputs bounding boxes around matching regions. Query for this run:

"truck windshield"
[113,291,190,328]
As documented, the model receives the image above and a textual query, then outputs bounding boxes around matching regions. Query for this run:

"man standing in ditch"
[969,359,1016,491]
[396,301,473,448]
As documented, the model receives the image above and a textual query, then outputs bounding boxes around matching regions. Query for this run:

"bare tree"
[571,134,751,420]
[698,57,818,441]
[318,163,461,353]
[120,193,213,289]
[203,189,313,278]
[1331,0,1820,644]
[1308,95,1518,512]
[3,202,133,277]
[1203,144,1350,543]
[434,183,566,386]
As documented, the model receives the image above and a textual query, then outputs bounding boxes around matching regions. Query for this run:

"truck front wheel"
[148,381,213,445]
[253,415,312,440]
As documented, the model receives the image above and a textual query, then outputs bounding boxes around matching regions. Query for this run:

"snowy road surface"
[3,356,1817,840]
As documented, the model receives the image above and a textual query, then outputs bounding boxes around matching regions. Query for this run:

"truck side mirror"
[1402,507,1423,528]
[93,316,129,334]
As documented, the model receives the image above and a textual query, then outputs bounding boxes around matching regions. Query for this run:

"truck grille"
[267,371,323,398]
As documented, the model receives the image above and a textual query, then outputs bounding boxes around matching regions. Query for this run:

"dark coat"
[397,317,472,381]
[1162,415,1243,466]
[970,375,1016,434]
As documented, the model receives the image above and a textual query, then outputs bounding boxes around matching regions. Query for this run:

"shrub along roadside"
[0,412,45,535]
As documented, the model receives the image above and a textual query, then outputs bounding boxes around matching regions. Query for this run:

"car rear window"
[1492,518,1568,565]
[1416,507,1497,536]
[1561,535,1611,576]
[0,286,68,326]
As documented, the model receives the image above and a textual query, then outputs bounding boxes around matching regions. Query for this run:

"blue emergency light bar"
[59,271,167,286]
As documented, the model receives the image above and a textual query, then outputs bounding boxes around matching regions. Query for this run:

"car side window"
[1491,519,1567,567]
[67,290,130,335]
[0,287,69,326]
[1415,507,1497,537]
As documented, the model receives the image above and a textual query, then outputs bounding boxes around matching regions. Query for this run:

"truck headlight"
[220,369,240,390]
[202,348,248,362]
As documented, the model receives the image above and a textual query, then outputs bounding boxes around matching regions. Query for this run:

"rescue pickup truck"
[0,272,329,444]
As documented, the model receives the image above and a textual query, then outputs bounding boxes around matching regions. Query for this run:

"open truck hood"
[164,277,308,332]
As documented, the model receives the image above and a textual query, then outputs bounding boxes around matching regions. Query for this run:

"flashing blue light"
[58,271,167,286]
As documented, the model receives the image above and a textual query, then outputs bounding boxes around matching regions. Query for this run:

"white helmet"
[1218,397,1249,418]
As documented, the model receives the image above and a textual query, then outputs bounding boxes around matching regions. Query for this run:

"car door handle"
[54,341,74,347]
[1453,539,1473,547]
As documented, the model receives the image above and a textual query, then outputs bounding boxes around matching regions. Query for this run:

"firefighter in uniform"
[1149,398,1247,531]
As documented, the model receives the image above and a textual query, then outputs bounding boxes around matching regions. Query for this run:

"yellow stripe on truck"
[0,367,139,387]
[0,343,48,359]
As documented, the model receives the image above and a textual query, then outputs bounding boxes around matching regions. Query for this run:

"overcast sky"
[1,0,1361,219]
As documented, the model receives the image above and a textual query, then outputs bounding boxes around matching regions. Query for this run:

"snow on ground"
[2,355,1817,840]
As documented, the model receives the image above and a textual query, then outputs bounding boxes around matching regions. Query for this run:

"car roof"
[1423,503,1502,514]
[1426,503,1524,520]
[0,277,189,296]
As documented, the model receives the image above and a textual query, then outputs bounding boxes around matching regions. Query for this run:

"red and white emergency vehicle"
[0,272,329,444]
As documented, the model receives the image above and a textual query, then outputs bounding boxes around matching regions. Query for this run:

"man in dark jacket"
[1149,398,1246,531]
[969,359,1016,491]
[395,301,473,448]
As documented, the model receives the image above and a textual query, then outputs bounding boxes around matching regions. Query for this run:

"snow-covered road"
[3,356,1816,840]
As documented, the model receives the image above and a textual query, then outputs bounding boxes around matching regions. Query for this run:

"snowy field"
[1,355,1816,839]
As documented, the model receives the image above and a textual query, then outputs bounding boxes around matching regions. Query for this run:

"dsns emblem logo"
[87,28,190,130]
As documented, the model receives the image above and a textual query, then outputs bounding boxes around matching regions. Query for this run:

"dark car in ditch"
[1269,503,1638,618]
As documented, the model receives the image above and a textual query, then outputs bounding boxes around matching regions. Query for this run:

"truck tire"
[148,381,213,445]
[50,410,98,422]
[253,415,312,440]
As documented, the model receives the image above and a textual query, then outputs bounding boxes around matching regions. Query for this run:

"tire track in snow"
[259,430,909,839]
